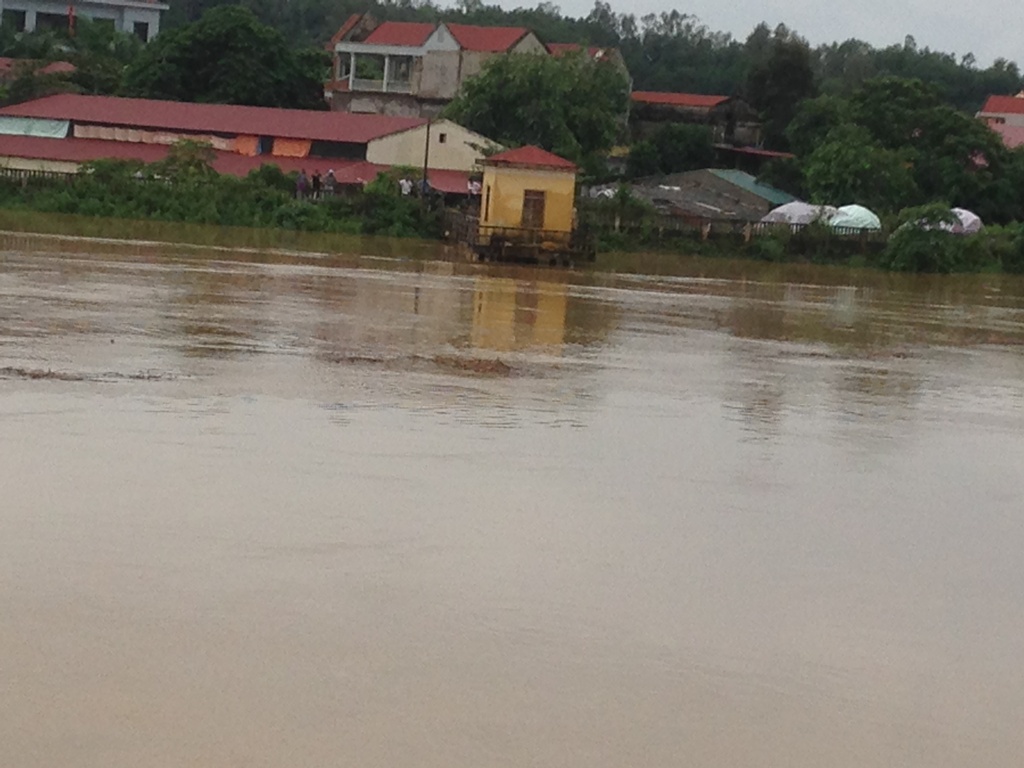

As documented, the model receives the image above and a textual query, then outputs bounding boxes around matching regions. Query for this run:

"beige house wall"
[458,33,546,86]
[419,51,461,100]
[510,32,547,55]
[0,156,80,173]
[366,119,499,171]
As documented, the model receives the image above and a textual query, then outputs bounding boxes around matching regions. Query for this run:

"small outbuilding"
[480,146,576,233]
[454,145,593,264]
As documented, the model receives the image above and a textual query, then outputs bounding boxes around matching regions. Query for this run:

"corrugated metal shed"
[707,169,795,206]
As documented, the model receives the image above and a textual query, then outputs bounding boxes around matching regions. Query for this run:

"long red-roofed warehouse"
[0,94,501,175]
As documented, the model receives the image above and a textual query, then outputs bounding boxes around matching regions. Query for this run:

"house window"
[389,56,413,84]
[1,9,27,31]
[483,185,491,222]
[35,12,68,31]
[521,190,546,229]
[133,21,150,42]
[438,132,447,144]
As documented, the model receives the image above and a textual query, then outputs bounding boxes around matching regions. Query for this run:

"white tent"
[899,207,984,235]
[951,207,983,234]
[761,201,837,225]
[829,204,882,231]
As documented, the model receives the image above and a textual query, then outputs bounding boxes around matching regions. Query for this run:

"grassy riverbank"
[0,152,441,240]
[4,156,1024,274]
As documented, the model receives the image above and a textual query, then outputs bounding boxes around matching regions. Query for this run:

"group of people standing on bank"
[295,169,336,200]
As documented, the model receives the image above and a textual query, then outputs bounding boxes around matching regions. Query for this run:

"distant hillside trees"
[159,1,1023,115]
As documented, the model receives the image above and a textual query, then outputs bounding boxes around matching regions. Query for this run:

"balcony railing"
[349,78,413,94]
[351,78,384,92]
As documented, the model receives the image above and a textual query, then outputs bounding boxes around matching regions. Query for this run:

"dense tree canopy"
[443,50,629,163]
[122,5,327,109]
[785,77,1024,221]
[0,18,142,102]
[626,123,714,178]
[744,26,818,149]
[803,124,918,211]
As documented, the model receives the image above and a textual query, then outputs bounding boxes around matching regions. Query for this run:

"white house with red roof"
[326,14,546,117]
[977,93,1024,127]
[977,93,1024,149]
[0,0,167,41]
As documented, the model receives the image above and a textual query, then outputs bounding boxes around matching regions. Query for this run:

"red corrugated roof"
[0,135,170,164]
[0,57,75,77]
[39,61,76,75]
[483,145,576,170]
[0,94,426,144]
[714,144,795,159]
[327,13,363,49]
[364,21,436,47]
[979,94,1024,115]
[631,91,729,108]
[0,135,471,192]
[445,23,530,52]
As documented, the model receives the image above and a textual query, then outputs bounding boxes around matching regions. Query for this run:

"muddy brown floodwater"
[2,230,1024,768]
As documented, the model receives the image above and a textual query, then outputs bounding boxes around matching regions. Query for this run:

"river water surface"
[2,230,1023,767]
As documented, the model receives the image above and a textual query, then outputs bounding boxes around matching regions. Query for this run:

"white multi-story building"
[325,15,546,118]
[0,0,168,42]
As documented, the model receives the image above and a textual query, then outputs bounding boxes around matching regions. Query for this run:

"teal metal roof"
[708,168,795,206]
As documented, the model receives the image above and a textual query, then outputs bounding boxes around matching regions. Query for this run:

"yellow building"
[470,145,591,263]
[480,145,577,235]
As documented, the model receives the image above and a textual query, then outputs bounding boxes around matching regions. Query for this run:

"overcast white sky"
[501,0,1024,68]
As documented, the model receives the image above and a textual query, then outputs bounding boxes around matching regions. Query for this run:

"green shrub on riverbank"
[581,195,1024,274]
[0,157,440,239]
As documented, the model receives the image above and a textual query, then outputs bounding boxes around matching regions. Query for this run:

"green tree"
[744,27,818,148]
[122,5,328,109]
[785,94,848,157]
[625,140,660,178]
[152,139,219,181]
[444,49,628,164]
[0,18,141,99]
[804,124,918,211]
[650,123,714,173]
[626,123,713,177]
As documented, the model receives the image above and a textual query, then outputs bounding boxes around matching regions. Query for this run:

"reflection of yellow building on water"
[471,277,568,352]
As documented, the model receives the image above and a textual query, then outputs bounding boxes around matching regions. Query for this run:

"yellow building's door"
[521,190,546,229]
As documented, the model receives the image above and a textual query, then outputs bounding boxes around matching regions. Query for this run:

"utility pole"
[421,117,432,209]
